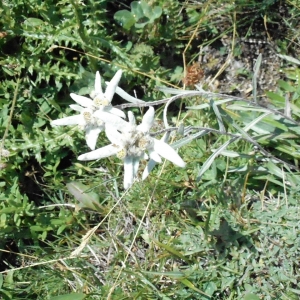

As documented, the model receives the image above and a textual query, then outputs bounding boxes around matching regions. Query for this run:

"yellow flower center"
[138,137,150,150]
[93,96,109,107]
[83,111,92,122]
[117,148,127,159]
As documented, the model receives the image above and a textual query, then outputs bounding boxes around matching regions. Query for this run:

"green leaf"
[187,98,234,109]
[226,103,270,112]
[198,137,238,180]
[243,293,261,300]
[266,161,285,178]
[265,91,285,106]
[135,20,150,29]
[171,129,209,149]
[142,270,184,279]
[179,278,210,297]
[131,1,146,20]
[153,240,190,263]
[277,54,300,66]
[151,6,163,19]
[49,293,86,300]
[66,181,103,212]
[210,99,225,133]
[203,281,217,296]
[23,17,44,27]
[139,0,152,18]
[114,10,136,30]
[278,80,296,92]
[0,207,18,214]
[30,225,49,232]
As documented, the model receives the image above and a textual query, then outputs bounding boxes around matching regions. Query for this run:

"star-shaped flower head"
[78,107,186,189]
[51,70,125,150]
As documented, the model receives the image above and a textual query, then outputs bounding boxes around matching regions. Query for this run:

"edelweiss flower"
[78,107,186,189]
[51,70,125,150]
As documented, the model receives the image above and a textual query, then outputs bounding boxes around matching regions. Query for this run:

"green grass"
[0,0,300,299]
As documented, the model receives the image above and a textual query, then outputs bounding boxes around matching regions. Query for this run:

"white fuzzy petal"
[123,156,134,189]
[105,70,122,103]
[94,111,130,131]
[105,126,123,145]
[70,93,94,108]
[142,159,157,180]
[153,139,186,168]
[51,115,82,126]
[78,144,118,161]
[128,111,136,126]
[137,106,154,133]
[104,106,126,118]
[94,71,103,94]
[113,86,145,103]
[132,157,140,178]
[149,149,162,163]
[142,134,168,180]
[85,126,103,150]
[70,104,84,112]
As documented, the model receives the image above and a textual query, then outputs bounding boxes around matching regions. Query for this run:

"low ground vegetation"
[0,0,299,299]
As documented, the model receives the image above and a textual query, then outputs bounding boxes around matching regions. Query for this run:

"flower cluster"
[51,70,125,150]
[51,70,186,189]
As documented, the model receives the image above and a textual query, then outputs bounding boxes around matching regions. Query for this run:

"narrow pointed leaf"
[179,278,211,297]
[153,240,190,263]
[171,130,208,149]
[197,137,238,180]
[210,99,225,133]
